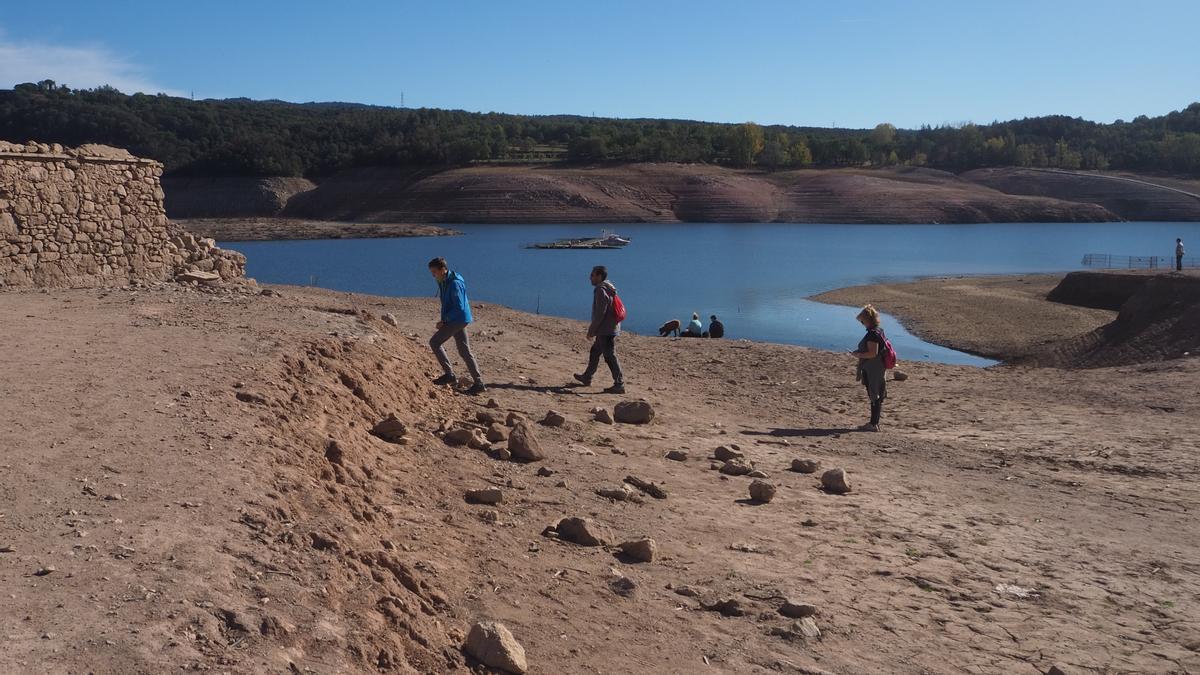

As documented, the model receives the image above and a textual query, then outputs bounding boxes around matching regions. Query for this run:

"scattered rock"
[665,450,688,461]
[790,458,820,474]
[370,414,408,443]
[486,398,501,409]
[443,427,476,447]
[486,423,508,443]
[713,446,744,461]
[541,410,566,427]
[892,369,909,381]
[235,391,267,405]
[34,566,56,576]
[719,459,753,476]
[381,313,398,327]
[709,461,723,470]
[747,469,769,479]
[465,488,504,505]
[476,410,503,426]
[0,545,14,553]
[507,422,545,461]
[673,585,703,597]
[1046,665,1069,675]
[593,408,614,424]
[492,447,513,461]
[536,466,555,477]
[820,468,852,495]
[619,538,657,563]
[552,517,610,546]
[701,598,747,617]
[624,475,668,499]
[749,480,777,503]
[596,485,638,502]
[613,400,655,424]
[796,617,821,638]
[779,600,818,618]
[610,575,638,597]
[177,270,220,283]
[505,412,528,427]
[465,621,527,674]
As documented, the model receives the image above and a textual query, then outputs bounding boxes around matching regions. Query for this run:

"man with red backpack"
[574,265,626,394]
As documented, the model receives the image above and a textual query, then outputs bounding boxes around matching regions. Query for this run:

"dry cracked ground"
[1,282,1198,674]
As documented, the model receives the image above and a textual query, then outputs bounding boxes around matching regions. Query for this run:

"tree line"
[2,81,1198,177]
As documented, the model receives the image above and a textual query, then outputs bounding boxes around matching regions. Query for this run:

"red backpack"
[610,292,627,322]
[877,329,898,369]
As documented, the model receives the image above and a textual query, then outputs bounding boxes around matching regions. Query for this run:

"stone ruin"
[0,140,246,287]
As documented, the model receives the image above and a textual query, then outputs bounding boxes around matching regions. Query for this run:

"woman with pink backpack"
[849,304,896,432]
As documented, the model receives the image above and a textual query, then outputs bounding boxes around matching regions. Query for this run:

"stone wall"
[0,140,245,287]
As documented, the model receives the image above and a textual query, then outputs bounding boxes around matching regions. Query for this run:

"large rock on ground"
[541,410,566,427]
[713,445,744,461]
[613,400,655,424]
[821,468,852,494]
[553,517,611,546]
[370,414,408,443]
[619,537,658,563]
[465,621,527,674]
[749,480,777,503]
[443,427,476,447]
[507,422,545,461]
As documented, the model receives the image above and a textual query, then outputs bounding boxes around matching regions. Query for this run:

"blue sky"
[1,0,1197,129]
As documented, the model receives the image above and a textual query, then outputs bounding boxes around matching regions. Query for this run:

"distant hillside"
[1,82,1198,178]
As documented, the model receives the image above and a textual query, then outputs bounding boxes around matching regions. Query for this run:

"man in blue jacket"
[428,257,485,394]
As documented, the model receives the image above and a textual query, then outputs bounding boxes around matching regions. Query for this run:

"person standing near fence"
[1178,238,1186,271]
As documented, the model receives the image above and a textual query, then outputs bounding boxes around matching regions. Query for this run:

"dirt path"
[2,283,1198,673]
[811,274,1117,360]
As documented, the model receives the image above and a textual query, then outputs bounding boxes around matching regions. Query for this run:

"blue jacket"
[437,271,473,324]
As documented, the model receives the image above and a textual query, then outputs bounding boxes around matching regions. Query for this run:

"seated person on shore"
[682,312,704,337]
[658,319,681,337]
[706,315,724,338]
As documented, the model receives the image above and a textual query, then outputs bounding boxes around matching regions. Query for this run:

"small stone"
[892,369,909,381]
[536,466,555,477]
[370,414,408,443]
[1046,665,1069,675]
[492,447,513,461]
[541,410,566,427]
[381,313,398,327]
[507,422,545,461]
[465,621,527,674]
[486,423,508,443]
[713,446,744,461]
[702,598,746,617]
[465,488,504,505]
[779,600,818,618]
[34,566,56,576]
[505,412,528,427]
[619,538,657,563]
[553,517,610,546]
[791,458,820,474]
[709,461,722,470]
[796,617,821,638]
[665,450,688,461]
[749,480,776,503]
[593,408,614,424]
[613,400,655,424]
[610,575,637,597]
[673,585,703,597]
[476,410,503,426]
[443,427,475,447]
[596,485,636,502]
[486,398,501,409]
[747,469,769,479]
[719,459,753,476]
[821,468,852,495]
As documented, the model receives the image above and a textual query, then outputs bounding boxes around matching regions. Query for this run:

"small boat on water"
[527,230,631,250]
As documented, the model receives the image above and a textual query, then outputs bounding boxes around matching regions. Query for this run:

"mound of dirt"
[277,163,1115,224]
[163,176,317,218]
[963,167,1200,221]
[1028,271,1200,367]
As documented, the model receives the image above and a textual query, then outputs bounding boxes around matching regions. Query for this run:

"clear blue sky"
[2,0,1197,129]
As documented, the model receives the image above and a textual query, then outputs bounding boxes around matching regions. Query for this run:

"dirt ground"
[2,281,1199,674]
[176,218,457,241]
[811,274,1118,360]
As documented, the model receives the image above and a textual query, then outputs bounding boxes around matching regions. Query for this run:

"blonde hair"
[857,304,881,328]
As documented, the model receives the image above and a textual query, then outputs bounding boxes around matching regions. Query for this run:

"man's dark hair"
[428,257,448,270]
[591,265,608,281]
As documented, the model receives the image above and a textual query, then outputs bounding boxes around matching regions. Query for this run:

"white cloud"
[0,34,180,95]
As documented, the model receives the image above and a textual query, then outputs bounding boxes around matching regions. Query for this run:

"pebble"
[779,600,818,618]
[594,408,614,424]
[536,467,555,477]
[719,459,753,476]
[747,469,769,479]
[665,450,688,461]
[619,537,658,563]
[610,575,638,597]
[790,458,821,474]
[713,445,744,461]
[34,566,56,576]
[465,488,504,505]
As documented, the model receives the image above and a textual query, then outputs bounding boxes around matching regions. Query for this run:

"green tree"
[728,122,765,167]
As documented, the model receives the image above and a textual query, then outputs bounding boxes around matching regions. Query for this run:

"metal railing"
[1082,253,1197,270]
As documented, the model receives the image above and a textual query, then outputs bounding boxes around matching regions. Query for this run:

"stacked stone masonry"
[0,140,245,287]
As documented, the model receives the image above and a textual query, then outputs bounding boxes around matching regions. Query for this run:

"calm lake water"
[223,222,1200,366]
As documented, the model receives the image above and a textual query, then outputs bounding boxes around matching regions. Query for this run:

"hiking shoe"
[572,373,591,386]
[859,423,880,432]
[432,374,457,386]
[465,381,487,395]
[603,383,626,394]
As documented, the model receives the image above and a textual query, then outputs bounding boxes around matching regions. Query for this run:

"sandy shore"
[811,274,1118,360]
[177,217,458,241]
[2,282,1198,673]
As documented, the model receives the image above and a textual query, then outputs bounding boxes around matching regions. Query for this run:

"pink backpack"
[877,329,898,369]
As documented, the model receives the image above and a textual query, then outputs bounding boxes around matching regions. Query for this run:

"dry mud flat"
[176,218,457,242]
[1,283,1199,674]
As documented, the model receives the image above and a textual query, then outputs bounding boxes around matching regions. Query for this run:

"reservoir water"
[223,221,1199,366]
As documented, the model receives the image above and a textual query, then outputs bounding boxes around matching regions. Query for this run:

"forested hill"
[1,80,1198,178]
